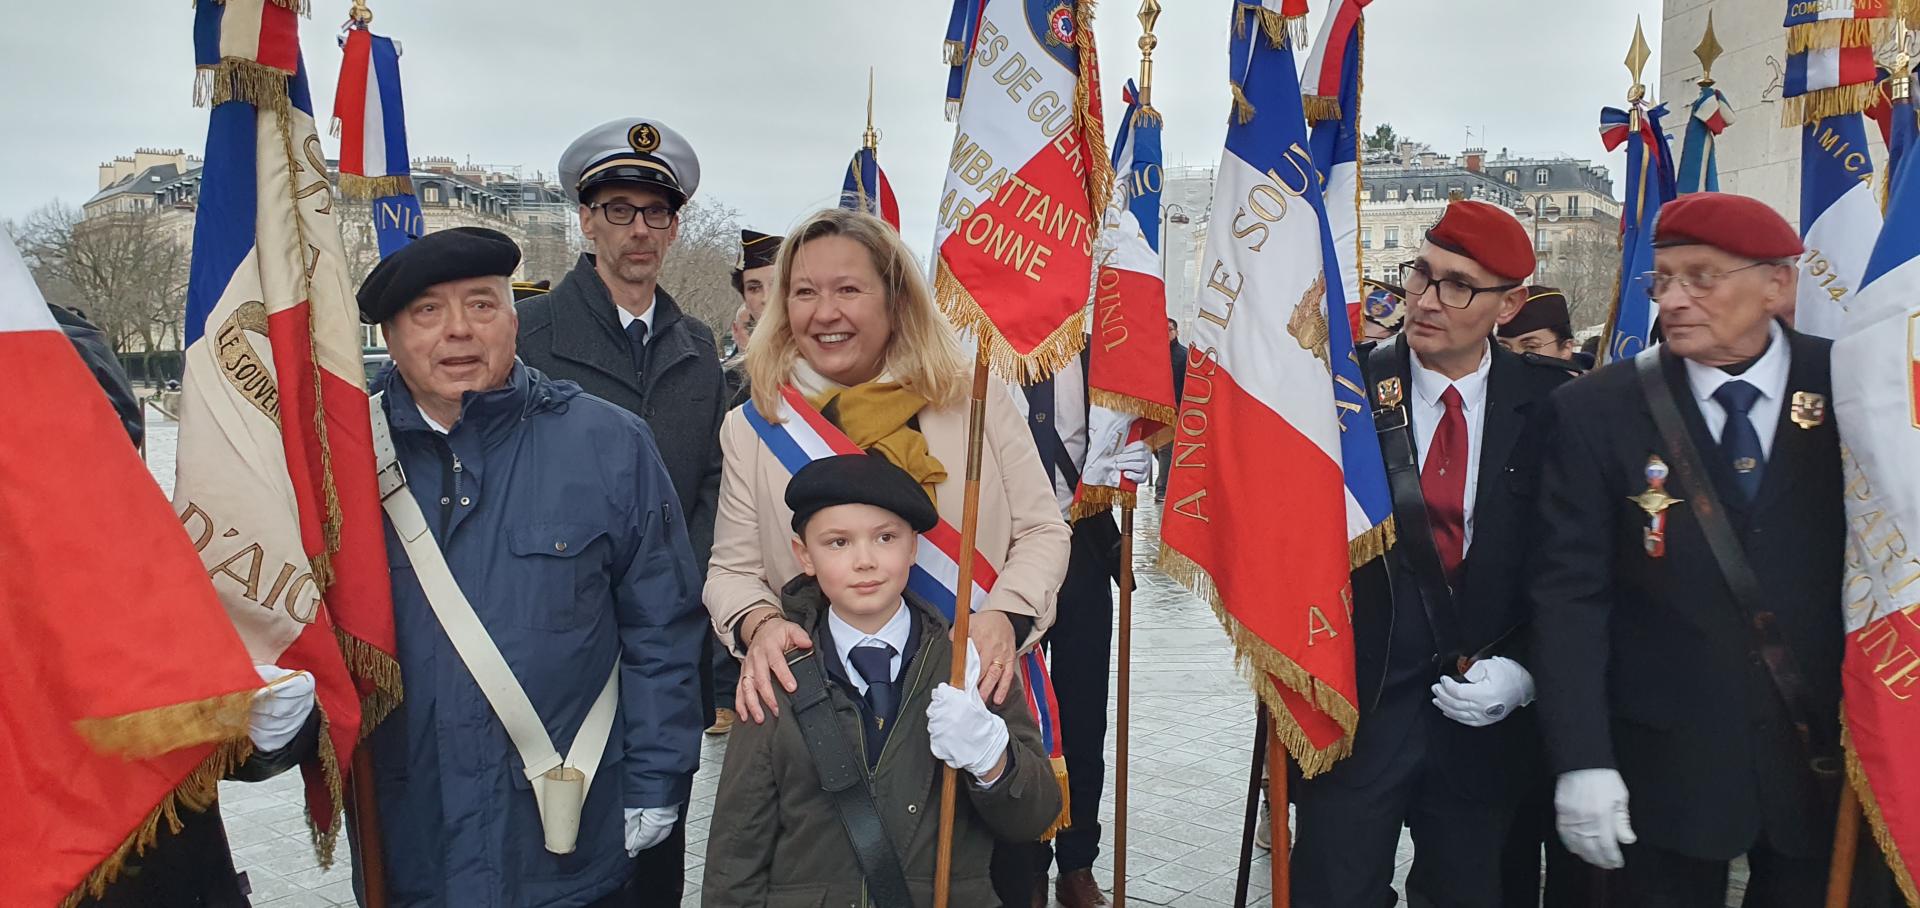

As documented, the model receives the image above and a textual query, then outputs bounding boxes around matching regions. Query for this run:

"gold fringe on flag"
[1780,82,1884,126]
[336,173,417,201]
[1037,755,1074,841]
[945,39,969,66]
[306,708,348,869]
[1349,515,1396,570]
[934,263,1089,383]
[1841,712,1920,907]
[1074,0,1114,221]
[1786,17,1882,55]
[1157,546,1360,777]
[1231,81,1257,125]
[194,60,293,113]
[1131,103,1163,128]
[72,689,256,759]
[337,627,404,736]
[61,739,254,908]
[1068,485,1136,521]
[1234,2,1293,50]
[1088,388,1177,428]
[192,0,310,12]
[1302,94,1341,121]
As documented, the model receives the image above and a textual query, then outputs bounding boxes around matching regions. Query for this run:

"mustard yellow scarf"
[808,382,948,505]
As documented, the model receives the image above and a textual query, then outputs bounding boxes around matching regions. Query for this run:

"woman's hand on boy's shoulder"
[736,609,812,724]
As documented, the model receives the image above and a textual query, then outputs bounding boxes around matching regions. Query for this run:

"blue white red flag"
[333,23,422,257]
[1795,114,1882,338]
[839,146,901,230]
[1598,103,1675,363]
[1077,80,1177,516]
[1827,68,1920,908]
[1159,0,1389,775]
[1781,0,1885,127]
[934,0,1110,381]
[1676,83,1734,194]
[180,0,398,866]
[942,0,985,121]
[1302,0,1369,321]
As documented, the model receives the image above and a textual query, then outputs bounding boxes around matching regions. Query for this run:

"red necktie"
[1421,385,1468,579]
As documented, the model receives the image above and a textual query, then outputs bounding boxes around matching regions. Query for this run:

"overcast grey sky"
[3,0,1663,246]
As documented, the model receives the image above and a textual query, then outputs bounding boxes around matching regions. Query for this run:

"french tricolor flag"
[1794,114,1881,338]
[333,23,422,257]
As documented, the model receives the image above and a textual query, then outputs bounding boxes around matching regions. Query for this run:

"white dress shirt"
[614,290,659,337]
[1409,342,1493,553]
[827,601,912,695]
[1681,320,1791,457]
[417,406,451,435]
[1005,355,1089,519]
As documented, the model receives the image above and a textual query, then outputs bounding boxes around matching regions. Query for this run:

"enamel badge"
[1790,391,1827,429]
[1377,377,1403,408]
[1630,455,1683,558]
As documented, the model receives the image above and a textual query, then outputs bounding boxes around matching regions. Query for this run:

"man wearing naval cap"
[513,117,728,905]
[340,227,706,906]
[1288,199,1579,907]
[1530,192,1900,904]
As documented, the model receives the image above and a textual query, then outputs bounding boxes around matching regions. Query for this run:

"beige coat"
[704,377,1068,651]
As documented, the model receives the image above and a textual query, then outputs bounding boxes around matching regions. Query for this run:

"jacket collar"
[549,253,695,393]
[379,360,574,448]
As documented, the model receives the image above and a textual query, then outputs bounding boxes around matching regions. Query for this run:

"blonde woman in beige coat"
[704,208,1069,723]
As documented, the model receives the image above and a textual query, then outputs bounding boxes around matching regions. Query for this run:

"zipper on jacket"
[436,438,461,527]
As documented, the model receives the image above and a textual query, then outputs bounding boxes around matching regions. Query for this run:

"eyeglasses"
[589,201,676,229]
[1639,262,1773,300]
[1399,262,1518,310]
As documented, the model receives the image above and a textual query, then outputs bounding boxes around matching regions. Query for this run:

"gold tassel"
[337,173,417,201]
[946,99,963,122]
[1131,103,1164,128]
[61,739,254,908]
[934,263,1089,384]
[336,628,404,736]
[1780,82,1884,126]
[1156,546,1360,778]
[305,708,347,869]
[1786,18,1882,55]
[1841,714,1920,908]
[72,689,255,759]
[1037,755,1074,841]
[1302,95,1342,122]
[1348,516,1396,570]
[1087,388,1177,427]
[1073,0,1114,221]
[944,39,968,67]
[1068,485,1136,522]
[1231,81,1257,125]
[194,60,294,112]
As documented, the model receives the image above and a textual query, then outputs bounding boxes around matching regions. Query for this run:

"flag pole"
[933,349,991,908]
[1600,18,1652,365]
[1268,721,1291,906]
[1232,705,1270,908]
[1826,785,1863,907]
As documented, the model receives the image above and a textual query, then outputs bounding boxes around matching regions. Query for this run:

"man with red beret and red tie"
[1290,199,1578,907]
[1528,191,1889,905]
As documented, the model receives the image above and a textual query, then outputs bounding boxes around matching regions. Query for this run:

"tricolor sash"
[744,385,1070,834]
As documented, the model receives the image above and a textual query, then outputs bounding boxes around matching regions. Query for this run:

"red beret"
[1425,200,1535,282]
[1653,192,1804,260]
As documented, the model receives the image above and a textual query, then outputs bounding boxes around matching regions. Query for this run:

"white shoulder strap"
[368,393,619,795]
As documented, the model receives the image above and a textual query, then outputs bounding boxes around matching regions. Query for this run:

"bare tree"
[1536,229,1621,333]
[659,198,742,337]
[15,202,189,356]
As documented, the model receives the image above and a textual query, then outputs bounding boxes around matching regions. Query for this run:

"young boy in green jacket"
[703,454,1061,907]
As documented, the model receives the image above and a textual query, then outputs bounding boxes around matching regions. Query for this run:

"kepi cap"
[1498,285,1573,338]
[357,227,521,323]
[737,230,784,271]
[559,117,700,207]
[786,453,939,536]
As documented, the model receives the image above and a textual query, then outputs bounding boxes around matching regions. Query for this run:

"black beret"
[786,453,938,536]
[1498,285,1573,339]
[357,227,522,323]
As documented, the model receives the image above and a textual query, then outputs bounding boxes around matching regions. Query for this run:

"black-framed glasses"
[589,201,676,229]
[1639,262,1774,300]
[1399,261,1518,310]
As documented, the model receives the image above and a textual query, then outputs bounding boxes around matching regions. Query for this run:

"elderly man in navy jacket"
[353,227,705,907]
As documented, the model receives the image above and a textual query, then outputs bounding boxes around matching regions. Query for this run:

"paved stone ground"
[143,416,1747,906]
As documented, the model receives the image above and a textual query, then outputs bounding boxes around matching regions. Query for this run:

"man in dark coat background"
[513,116,727,906]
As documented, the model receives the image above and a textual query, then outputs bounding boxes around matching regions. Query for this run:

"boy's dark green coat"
[703,576,1061,907]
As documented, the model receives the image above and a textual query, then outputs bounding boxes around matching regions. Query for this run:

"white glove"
[1115,439,1153,485]
[249,665,315,753]
[624,805,679,857]
[1555,769,1636,870]
[927,641,1011,781]
[1430,656,1535,728]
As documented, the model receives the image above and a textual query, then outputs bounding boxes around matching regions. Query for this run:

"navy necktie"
[848,643,899,768]
[1712,379,1765,503]
[625,319,649,379]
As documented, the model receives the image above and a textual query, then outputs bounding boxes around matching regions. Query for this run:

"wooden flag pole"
[349,747,389,908]
[1232,705,1270,908]
[1114,504,1136,906]
[932,350,992,908]
[1268,720,1291,907]
[1825,784,1862,908]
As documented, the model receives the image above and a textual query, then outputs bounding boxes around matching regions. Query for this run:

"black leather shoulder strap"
[785,651,913,908]
[1369,338,1468,670]
[1633,350,1836,767]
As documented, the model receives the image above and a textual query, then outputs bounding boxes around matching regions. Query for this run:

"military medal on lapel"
[1376,377,1403,408]
[1790,391,1827,429]
[1629,455,1683,558]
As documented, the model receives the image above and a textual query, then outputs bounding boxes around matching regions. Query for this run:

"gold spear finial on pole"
[1694,11,1724,88]
[1626,16,1652,130]
[1138,0,1162,106]
[863,67,878,152]
[349,0,373,25]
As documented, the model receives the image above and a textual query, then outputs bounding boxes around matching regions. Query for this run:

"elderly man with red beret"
[1289,199,1579,907]
[1528,192,1865,905]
